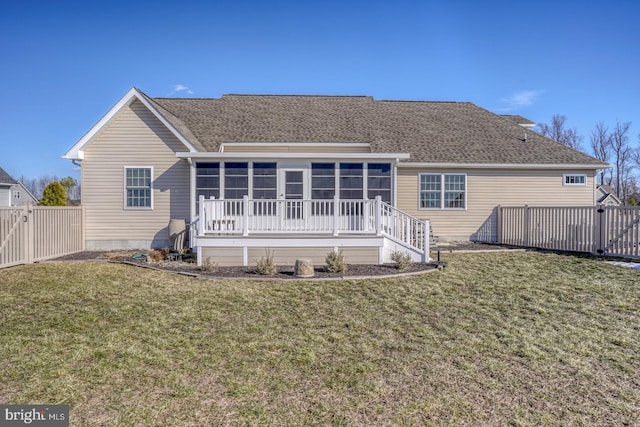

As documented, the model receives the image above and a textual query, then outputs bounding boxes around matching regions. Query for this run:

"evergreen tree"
[39,181,67,206]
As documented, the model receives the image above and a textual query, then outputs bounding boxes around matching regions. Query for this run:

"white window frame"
[124,166,153,210]
[563,173,586,186]
[418,173,467,210]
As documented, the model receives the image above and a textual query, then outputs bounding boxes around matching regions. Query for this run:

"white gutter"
[398,162,612,170]
[176,152,411,160]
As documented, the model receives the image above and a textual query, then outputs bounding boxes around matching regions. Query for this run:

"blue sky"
[1,0,638,180]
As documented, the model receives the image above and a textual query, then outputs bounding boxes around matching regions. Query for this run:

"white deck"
[193,195,430,266]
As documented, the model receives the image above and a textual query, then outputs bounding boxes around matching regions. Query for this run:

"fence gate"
[0,206,84,269]
[0,207,29,268]
[602,206,640,258]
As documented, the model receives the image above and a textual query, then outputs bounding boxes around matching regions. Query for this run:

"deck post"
[405,216,411,245]
[375,196,382,236]
[363,198,370,232]
[198,195,205,235]
[243,195,249,236]
[333,195,339,236]
[423,219,430,262]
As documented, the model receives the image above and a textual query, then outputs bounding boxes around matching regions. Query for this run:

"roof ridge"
[377,99,471,104]
[221,94,374,99]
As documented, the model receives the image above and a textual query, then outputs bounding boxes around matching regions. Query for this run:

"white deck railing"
[197,195,429,253]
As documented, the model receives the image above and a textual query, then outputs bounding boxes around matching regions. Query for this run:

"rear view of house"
[64,88,608,266]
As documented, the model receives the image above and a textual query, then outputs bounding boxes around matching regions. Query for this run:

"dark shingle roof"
[0,166,18,185]
[501,114,535,126]
[149,94,606,166]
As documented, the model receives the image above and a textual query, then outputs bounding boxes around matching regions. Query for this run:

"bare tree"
[536,114,583,150]
[590,122,612,185]
[16,174,62,200]
[610,121,633,203]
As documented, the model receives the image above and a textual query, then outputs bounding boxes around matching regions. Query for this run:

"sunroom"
[177,145,431,266]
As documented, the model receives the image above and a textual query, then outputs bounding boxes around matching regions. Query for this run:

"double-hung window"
[419,173,466,209]
[124,167,152,209]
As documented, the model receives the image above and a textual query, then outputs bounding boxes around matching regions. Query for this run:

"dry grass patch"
[1,252,639,425]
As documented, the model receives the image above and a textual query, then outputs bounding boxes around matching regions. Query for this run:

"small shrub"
[148,248,169,262]
[200,257,217,272]
[390,250,413,271]
[255,250,277,275]
[325,250,347,273]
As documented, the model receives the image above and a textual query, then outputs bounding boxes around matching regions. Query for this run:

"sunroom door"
[279,169,306,229]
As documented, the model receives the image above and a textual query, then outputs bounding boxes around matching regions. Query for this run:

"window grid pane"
[444,175,465,208]
[565,174,585,185]
[420,175,441,209]
[126,168,152,208]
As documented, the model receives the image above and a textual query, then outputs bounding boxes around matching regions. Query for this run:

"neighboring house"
[0,167,39,206]
[596,185,622,206]
[63,88,609,265]
[0,167,18,206]
[11,181,39,206]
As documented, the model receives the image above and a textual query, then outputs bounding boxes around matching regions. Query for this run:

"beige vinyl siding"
[202,246,380,266]
[202,247,243,266]
[222,145,371,153]
[340,247,379,264]
[397,167,597,241]
[82,100,190,249]
[248,247,333,266]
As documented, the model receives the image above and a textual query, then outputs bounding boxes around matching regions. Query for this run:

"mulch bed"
[50,242,515,279]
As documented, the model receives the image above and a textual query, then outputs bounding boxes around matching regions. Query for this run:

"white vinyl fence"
[495,205,640,258]
[0,206,84,269]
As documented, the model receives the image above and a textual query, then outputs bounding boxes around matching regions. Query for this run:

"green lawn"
[0,252,638,426]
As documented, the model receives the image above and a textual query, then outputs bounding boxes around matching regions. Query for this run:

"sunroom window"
[196,162,220,201]
[367,163,392,203]
[339,163,363,199]
[224,162,249,199]
[311,163,335,199]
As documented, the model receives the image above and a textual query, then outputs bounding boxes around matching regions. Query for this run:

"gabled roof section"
[63,87,201,160]
[0,166,18,186]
